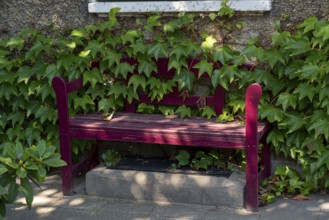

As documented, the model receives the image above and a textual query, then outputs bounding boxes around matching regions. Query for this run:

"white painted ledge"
[88,1,272,13]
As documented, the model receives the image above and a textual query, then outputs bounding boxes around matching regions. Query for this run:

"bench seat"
[69,113,268,149]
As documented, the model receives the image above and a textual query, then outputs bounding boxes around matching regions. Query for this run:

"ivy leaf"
[158,106,175,116]
[145,15,162,31]
[6,36,24,51]
[228,98,245,114]
[308,119,329,141]
[276,92,297,111]
[211,69,230,91]
[201,106,216,119]
[83,68,103,89]
[79,50,91,58]
[128,74,147,92]
[293,83,315,101]
[25,127,41,146]
[216,110,234,122]
[175,105,192,119]
[148,43,168,60]
[71,29,89,38]
[298,63,320,80]
[319,86,329,102]
[35,106,55,123]
[137,103,155,114]
[121,30,140,44]
[278,113,306,133]
[113,62,134,79]
[174,71,195,91]
[44,64,59,84]
[264,48,286,68]
[73,95,94,110]
[126,87,139,104]
[25,41,43,62]
[260,104,284,123]
[201,36,217,51]
[7,112,25,127]
[208,13,218,21]
[271,31,290,46]
[267,130,284,147]
[194,60,213,77]
[213,46,233,65]
[147,77,161,90]
[284,38,311,56]
[316,151,329,169]
[109,82,127,99]
[168,56,188,75]
[241,44,264,60]
[137,58,157,78]
[38,84,52,103]
[299,16,318,34]
[104,50,122,68]
[317,25,329,41]
[108,7,120,28]
[98,98,112,113]
[0,69,16,84]
[130,40,147,55]
[175,150,190,167]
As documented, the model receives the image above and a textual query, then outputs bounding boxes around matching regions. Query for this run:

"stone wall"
[1,0,328,39]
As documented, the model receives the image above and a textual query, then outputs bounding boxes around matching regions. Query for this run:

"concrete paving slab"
[5,204,50,220]
[100,199,154,215]
[36,207,98,220]
[51,194,108,211]
[259,198,322,220]
[149,203,208,219]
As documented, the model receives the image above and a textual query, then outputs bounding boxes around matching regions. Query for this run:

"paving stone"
[52,194,108,211]
[99,199,154,215]
[5,204,50,220]
[259,200,322,220]
[38,207,98,220]
[149,203,208,219]
[202,206,260,220]
[95,210,150,220]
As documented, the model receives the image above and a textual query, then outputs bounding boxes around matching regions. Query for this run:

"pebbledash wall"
[0,0,328,39]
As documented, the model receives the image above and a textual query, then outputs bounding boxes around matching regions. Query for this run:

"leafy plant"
[101,150,122,168]
[175,150,234,171]
[260,165,312,205]
[0,141,66,217]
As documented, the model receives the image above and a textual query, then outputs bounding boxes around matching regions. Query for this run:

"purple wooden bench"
[52,58,270,212]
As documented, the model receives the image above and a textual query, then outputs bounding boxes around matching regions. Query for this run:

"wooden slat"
[68,113,267,148]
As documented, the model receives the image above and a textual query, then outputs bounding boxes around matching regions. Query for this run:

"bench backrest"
[91,58,225,115]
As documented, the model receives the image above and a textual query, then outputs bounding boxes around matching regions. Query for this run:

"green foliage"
[101,150,122,168]
[260,166,312,205]
[258,16,329,194]
[175,150,233,171]
[0,141,66,217]
[2,1,329,213]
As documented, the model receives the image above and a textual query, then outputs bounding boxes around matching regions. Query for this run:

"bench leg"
[59,135,74,196]
[260,141,271,179]
[245,146,258,212]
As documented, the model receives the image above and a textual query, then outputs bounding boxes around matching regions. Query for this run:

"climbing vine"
[1,0,329,216]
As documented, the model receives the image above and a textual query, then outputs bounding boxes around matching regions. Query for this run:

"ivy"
[1,3,329,215]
